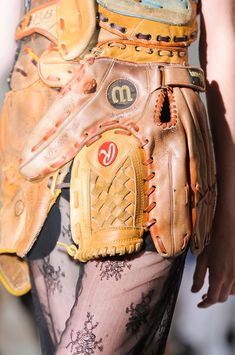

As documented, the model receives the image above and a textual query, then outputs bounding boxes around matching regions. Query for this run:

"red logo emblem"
[98,141,118,167]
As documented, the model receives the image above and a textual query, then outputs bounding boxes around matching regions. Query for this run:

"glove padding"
[20,58,216,258]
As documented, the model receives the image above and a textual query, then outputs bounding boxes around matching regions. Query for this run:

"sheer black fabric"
[29,194,187,355]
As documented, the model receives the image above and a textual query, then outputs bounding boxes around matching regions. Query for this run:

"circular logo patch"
[107,79,137,109]
[98,141,118,167]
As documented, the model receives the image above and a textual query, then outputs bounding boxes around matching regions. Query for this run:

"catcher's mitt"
[19,58,217,261]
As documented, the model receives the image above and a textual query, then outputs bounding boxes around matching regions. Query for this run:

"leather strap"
[163,65,205,91]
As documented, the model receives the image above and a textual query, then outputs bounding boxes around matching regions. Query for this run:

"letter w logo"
[111,85,133,104]
[107,80,137,109]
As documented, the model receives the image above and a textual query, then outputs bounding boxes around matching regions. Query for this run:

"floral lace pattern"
[95,258,132,281]
[125,290,154,335]
[66,312,104,355]
[61,212,73,241]
[30,192,187,355]
[39,256,65,295]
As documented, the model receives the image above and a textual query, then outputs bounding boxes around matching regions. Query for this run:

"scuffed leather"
[16,0,97,60]
[92,40,189,65]
[0,81,57,294]
[39,48,82,87]
[0,0,216,289]
[19,60,206,178]
[0,0,98,295]
[98,4,198,48]
[97,0,196,25]
[70,129,147,261]
[19,58,216,257]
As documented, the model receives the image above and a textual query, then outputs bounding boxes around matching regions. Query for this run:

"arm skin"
[192,0,235,307]
[0,0,24,83]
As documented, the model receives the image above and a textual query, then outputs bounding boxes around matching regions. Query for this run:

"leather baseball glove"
[0,0,97,294]
[19,57,217,261]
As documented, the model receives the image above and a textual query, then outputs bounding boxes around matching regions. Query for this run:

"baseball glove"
[19,58,217,261]
[0,0,97,294]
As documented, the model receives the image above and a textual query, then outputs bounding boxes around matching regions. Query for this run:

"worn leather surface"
[98,4,198,48]
[97,0,196,25]
[0,3,58,294]
[20,60,206,178]
[0,0,97,295]
[0,80,58,294]
[1,0,216,286]
[70,129,147,261]
[20,58,216,258]
[38,48,82,87]
[16,0,97,60]
[92,40,189,65]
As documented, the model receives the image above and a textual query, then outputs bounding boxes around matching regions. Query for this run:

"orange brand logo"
[98,141,118,167]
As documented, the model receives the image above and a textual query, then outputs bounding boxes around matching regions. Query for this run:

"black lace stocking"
[29,196,186,355]
[29,197,82,349]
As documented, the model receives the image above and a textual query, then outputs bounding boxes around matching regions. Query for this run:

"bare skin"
[192,0,235,307]
[0,0,24,82]
[0,0,235,309]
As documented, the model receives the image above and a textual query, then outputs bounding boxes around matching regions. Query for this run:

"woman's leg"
[29,196,83,352]
[29,196,186,355]
[56,250,186,355]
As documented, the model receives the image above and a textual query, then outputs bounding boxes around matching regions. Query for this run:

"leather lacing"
[99,13,197,44]
[95,41,187,59]
[15,68,28,77]
[139,131,189,254]
[141,138,149,148]
[135,46,154,55]
[136,33,152,40]
[144,202,157,213]
[143,157,154,166]
[13,46,39,79]
[154,87,178,128]
[139,138,158,229]
[144,172,155,182]
[143,219,157,229]
[145,186,156,197]
[108,42,126,50]
[110,23,127,34]
[111,127,157,231]
[167,87,178,127]
[18,14,32,30]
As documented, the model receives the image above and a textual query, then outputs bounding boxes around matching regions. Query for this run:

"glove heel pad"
[70,129,147,262]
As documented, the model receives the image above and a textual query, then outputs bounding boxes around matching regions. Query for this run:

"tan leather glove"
[19,58,217,261]
[0,0,97,294]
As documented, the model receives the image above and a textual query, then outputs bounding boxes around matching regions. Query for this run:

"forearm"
[0,0,24,82]
[200,0,235,199]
